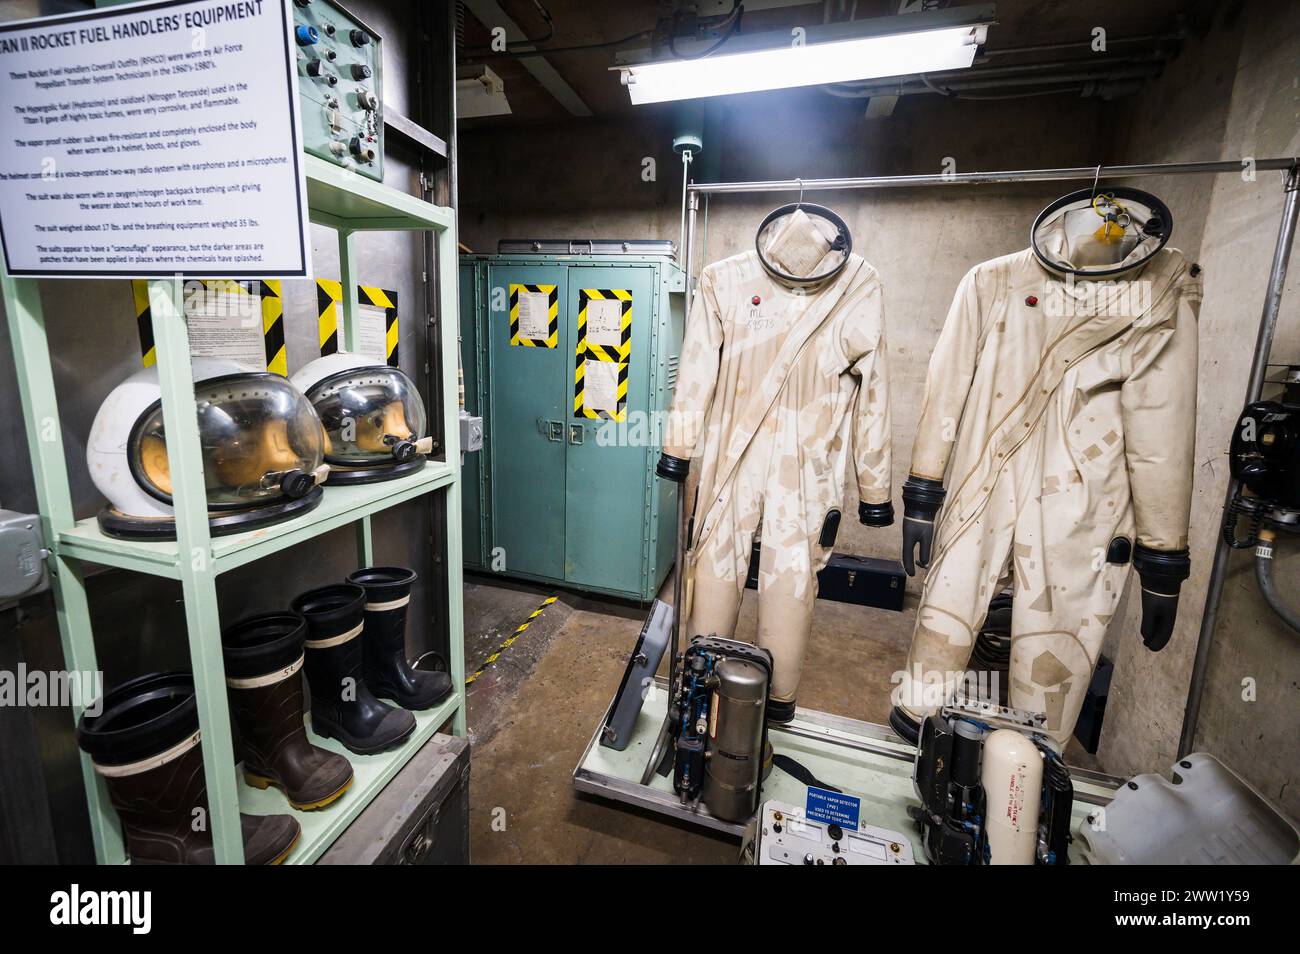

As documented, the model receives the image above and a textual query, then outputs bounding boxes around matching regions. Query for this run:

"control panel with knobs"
[744,800,916,866]
[293,0,383,181]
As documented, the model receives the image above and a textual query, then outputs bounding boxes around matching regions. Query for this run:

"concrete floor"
[462,571,921,864]
[461,572,1096,864]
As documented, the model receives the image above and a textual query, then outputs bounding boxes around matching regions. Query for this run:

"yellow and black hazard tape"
[133,279,285,375]
[465,595,558,686]
[508,282,558,348]
[573,287,631,422]
[317,279,400,365]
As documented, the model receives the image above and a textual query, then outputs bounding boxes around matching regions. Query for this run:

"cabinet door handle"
[568,423,584,445]
[547,420,564,442]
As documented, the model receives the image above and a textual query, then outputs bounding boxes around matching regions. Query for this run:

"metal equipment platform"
[574,678,1122,862]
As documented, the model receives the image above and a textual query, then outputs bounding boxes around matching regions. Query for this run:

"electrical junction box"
[459,245,684,602]
[0,510,49,603]
[293,0,383,181]
[459,410,484,454]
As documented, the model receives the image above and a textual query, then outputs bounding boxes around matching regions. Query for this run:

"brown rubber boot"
[77,672,301,864]
[223,613,353,810]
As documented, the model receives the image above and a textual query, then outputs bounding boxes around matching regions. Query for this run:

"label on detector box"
[0,0,311,278]
[805,786,861,829]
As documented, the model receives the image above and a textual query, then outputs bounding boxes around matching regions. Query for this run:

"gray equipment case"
[318,733,470,865]
[600,599,672,751]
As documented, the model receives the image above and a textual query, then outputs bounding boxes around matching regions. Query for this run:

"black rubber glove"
[901,476,946,576]
[859,500,895,527]
[656,453,689,483]
[1132,544,1190,652]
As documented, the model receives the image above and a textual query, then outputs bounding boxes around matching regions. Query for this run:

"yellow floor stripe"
[465,595,558,685]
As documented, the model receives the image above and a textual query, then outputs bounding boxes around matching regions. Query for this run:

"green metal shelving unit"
[0,154,465,865]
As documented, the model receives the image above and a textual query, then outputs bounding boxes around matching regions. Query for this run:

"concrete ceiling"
[458,0,1216,126]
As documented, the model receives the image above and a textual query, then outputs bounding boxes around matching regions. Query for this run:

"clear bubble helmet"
[88,357,329,539]
[291,353,431,484]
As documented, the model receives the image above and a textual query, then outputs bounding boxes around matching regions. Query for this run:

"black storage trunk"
[746,544,906,612]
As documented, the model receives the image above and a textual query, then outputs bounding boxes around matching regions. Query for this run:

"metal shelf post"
[147,277,244,864]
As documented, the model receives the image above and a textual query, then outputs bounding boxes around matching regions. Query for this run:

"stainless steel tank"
[702,656,768,822]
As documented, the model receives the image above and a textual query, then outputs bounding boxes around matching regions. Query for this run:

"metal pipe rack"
[678,155,1300,762]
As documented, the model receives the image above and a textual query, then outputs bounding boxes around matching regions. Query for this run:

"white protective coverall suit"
[663,209,893,704]
[898,199,1202,745]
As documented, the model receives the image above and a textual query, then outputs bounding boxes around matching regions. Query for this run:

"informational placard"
[586,297,623,347]
[355,302,389,362]
[516,290,551,340]
[805,786,861,829]
[582,359,620,413]
[0,0,310,278]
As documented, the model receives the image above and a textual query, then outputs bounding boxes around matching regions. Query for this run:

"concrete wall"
[1099,0,1300,817]
[460,1,1299,815]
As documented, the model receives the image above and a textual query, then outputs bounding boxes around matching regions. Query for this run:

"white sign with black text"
[0,0,310,278]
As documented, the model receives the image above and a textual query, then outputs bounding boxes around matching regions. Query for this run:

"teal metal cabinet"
[460,248,684,601]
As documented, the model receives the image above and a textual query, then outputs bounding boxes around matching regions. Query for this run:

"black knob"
[294,0,312,7]
[350,29,370,47]
[384,435,417,459]
[306,60,336,86]
[827,823,843,841]
[350,63,372,81]
[280,470,314,499]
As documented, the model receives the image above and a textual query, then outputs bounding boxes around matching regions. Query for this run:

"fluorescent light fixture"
[457,64,512,118]
[616,8,993,105]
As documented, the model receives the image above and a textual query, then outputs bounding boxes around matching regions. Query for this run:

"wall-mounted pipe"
[689,158,1300,195]
[1179,166,1300,758]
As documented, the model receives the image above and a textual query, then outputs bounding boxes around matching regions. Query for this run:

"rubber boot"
[293,583,415,754]
[77,672,300,865]
[890,705,921,745]
[222,613,354,810]
[348,566,453,710]
[766,697,797,725]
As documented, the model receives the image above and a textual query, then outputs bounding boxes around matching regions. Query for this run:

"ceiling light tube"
[616,7,995,105]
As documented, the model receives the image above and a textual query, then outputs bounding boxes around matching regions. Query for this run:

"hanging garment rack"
[676,156,1300,760]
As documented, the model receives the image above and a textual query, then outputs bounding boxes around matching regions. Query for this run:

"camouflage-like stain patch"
[1044,680,1072,729]
[1030,650,1071,687]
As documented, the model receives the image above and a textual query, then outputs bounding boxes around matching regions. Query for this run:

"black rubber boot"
[348,566,453,711]
[221,613,353,810]
[889,705,921,745]
[766,697,796,725]
[292,583,415,755]
[77,672,301,865]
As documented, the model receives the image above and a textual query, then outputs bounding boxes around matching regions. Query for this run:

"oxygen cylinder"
[702,657,767,822]
[980,729,1043,864]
